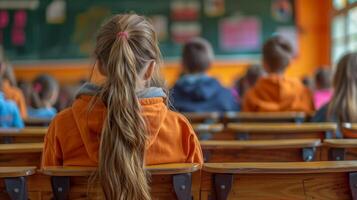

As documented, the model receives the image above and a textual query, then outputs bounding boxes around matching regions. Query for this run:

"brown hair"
[30,74,59,109]
[315,68,332,90]
[328,53,357,122]
[262,36,293,73]
[94,14,164,200]
[182,37,214,73]
[3,62,17,87]
[245,64,264,85]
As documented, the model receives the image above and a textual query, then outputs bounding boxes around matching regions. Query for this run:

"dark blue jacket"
[170,74,239,112]
[311,103,338,123]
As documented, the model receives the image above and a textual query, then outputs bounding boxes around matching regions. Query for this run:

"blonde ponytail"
[94,14,164,200]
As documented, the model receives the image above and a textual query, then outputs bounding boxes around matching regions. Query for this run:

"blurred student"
[233,64,264,102]
[242,36,314,113]
[18,80,32,107]
[28,75,59,119]
[0,62,24,128]
[1,61,28,118]
[313,68,333,110]
[312,53,357,137]
[171,38,238,112]
[41,14,203,200]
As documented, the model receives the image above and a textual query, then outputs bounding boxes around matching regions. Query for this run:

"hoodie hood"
[71,83,168,163]
[246,75,313,112]
[174,74,222,101]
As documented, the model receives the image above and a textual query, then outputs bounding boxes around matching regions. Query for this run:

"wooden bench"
[223,122,337,140]
[32,163,201,200]
[0,128,47,143]
[224,112,307,123]
[183,112,221,124]
[0,166,36,200]
[0,143,43,167]
[323,139,357,161]
[192,123,225,140]
[341,123,357,138]
[201,161,357,200]
[24,118,52,127]
[201,139,322,162]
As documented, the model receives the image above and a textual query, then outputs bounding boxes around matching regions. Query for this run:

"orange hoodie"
[242,75,314,113]
[2,80,27,118]
[42,94,203,167]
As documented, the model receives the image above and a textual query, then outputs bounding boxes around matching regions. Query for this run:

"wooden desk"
[183,112,221,123]
[224,112,306,123]
[33,163,201,200]
[24,118,52,127]
[201,139,322,162]
[324,139,357,161]
[0,166,36,199]
[223,123,337,140]
[0,143,43,167]
[201,161,357,200]
[0,127,47,143]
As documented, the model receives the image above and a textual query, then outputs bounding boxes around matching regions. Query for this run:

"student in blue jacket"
[28,75,59,119]
[170,38,239,112]
[0,63,24,128]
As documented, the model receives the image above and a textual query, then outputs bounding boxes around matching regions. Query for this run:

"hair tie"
[33,83,42,93]
[117,31,128,39]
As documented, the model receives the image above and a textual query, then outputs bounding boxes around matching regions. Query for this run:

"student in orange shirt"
[41,14,203,200]
[1,60,27,118]
[242,36,314,113]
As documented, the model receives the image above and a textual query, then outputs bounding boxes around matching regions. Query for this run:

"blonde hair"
[94,14,164,200]
[328,52,357,122]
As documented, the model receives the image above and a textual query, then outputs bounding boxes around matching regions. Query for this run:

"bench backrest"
[0,166,36,199]
[224,112,307,123]
[0,143,43,167]
[24,118,52,127]
[223,123,337,140]
[0,128,47,143]
[201,139,322,162]
[201,161,357,200]
[35,163,201,200]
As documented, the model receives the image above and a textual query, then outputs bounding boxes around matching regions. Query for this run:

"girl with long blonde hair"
[42,14,203,200]
[312,53,357,137]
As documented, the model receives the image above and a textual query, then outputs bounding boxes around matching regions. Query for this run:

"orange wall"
[13,0,331,87]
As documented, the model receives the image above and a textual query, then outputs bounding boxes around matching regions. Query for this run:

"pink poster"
[13,10,27,28]
[171,22,201,44]
[219,17,261,51]
[0,11,9,29]
[11,28,26,46]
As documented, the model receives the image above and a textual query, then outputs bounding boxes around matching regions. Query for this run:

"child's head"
[95,14,164,90]
[3,62,17,87]
[302,76,314,91]
[314,68,331,90]
[262,35,293,74]
[245,64,264,86]
[30,75,59,109]
[182,37,214,74]
[93,14,163,200]
[328,52,357,122]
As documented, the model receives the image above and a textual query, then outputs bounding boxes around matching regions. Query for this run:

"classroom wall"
[13,0,331,87]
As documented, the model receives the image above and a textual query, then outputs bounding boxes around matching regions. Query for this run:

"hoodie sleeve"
[178,115,204,164]
[186,131,204,164]
[41,118,63,167]
[242,89,256,112]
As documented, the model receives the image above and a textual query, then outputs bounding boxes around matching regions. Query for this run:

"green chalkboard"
[1,0,296,61]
